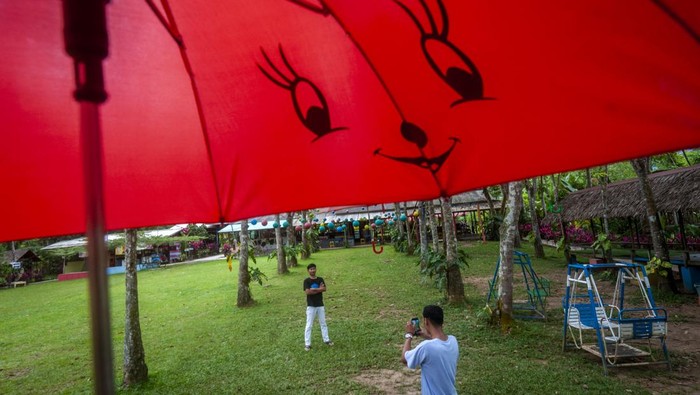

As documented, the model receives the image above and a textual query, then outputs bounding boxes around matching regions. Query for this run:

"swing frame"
[562,262,671,375]
[487,251,550,319]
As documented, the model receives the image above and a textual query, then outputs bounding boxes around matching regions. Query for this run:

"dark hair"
[422,305,444,326]
[307,263,316,270]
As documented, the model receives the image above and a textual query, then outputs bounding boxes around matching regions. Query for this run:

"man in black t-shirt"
[303,263,333,350]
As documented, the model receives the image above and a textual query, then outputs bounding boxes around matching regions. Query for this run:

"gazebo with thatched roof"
[557,163,700,251]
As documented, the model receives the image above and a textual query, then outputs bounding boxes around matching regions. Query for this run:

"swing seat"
[604,307,667,342]
[527,277,550,298]
[567,303,618,330]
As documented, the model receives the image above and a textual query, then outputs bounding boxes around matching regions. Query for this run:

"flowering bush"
[520,223,594,244]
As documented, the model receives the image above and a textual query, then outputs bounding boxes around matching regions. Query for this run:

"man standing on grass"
[401,305,458,394]
[303,263,333,351]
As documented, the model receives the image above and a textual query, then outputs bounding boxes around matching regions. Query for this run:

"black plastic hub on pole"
[62,0,109,103]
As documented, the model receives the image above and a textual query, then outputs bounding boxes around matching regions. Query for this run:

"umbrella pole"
[62,1,114,393]
[82,102,115,395]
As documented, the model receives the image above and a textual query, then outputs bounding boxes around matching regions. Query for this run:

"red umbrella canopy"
[1,0,699,241]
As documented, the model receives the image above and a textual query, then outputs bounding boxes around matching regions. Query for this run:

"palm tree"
[122,228,148,387]
[237,220,254,307]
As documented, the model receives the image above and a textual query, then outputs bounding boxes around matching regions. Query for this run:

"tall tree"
[595,166,613,262]
[275,214,288,274]
[496,181,524,333]
[441,196,465,305]
[418,201,429,269]
[404,202,414,252]
[286,212,297,267]
[483,187,497,240]
[631,158,678,293]
[585,168,593,188]
[427,200,440,253]
[237,220,254,307]
[301,211,310,259]
[394,202,405,240]
[499,184,509,216]
[551,174,571,263]
[514,191,523,248]
[526,178,545,258]
[122,229,148,387]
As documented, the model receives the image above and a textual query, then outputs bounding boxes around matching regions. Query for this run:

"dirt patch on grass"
[352,368,420,394]
[3,367,32,379]
[615,302,700,395]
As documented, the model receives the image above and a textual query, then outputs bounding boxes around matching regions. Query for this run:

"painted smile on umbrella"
[395,0,490,107]
[287,0,329,16]
[257,45,346,142]
[374,121,460,175]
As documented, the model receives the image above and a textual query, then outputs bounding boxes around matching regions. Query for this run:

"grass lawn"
[0,242,682,394]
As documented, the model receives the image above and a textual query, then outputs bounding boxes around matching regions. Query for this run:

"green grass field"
[0,242,688,394]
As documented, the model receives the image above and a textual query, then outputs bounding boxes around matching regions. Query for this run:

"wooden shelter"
[3,248,41,266]
[559,164,700,222]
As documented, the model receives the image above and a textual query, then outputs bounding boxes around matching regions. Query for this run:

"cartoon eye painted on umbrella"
[257,45,346,142]
[394,0,491,107]
[374,121,460,175]
[287,0,329,16]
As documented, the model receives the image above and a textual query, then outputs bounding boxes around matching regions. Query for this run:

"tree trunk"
[404,202,414,252]
[275,214,288,274]
[497,181,524,334]
[394,202,404,239]
[527,179,545,258]
[301,211,310,259]
[681,150,692,166]
[500,184,509,216]
[419,201,429,269]
[123,229,148,387]
[427,200,440,253]
[631,158,678,293]
[237,220,254,307]
[286,212,297,267]
[441,196,465,305]
[586,168,592,188]
[483,187,496,240]
[600,166,611,235]
[551,174,571,263]
[514,191,523,248]
[599,165,613,262]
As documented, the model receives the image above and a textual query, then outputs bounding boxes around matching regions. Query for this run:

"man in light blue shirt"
[401,305,459,395]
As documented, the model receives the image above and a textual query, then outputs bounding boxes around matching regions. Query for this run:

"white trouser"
[305,306,330,346]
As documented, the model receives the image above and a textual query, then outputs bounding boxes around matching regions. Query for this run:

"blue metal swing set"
[562,262,671,374]
[487,251,550,319]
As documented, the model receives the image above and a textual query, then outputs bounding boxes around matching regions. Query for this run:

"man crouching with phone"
[401,305,459,395]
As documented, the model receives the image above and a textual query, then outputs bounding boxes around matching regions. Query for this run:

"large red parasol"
[1,1,699,392]
[2,0,699,242]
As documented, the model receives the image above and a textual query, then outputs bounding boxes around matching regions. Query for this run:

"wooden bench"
[10,281,27,288]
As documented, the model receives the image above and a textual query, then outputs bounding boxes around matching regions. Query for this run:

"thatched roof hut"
[559,164,700,222]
